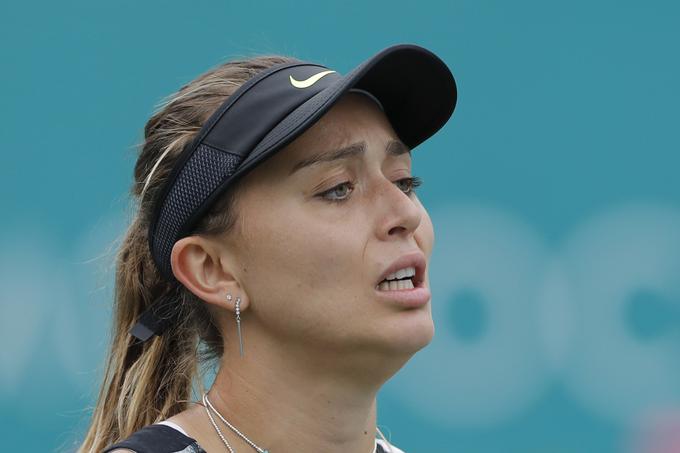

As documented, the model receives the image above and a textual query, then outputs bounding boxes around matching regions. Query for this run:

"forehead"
[277,92,395,162]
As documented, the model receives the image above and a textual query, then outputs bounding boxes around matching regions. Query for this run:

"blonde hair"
[76,54,297,453]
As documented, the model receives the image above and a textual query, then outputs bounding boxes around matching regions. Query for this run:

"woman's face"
[222,92,435,359]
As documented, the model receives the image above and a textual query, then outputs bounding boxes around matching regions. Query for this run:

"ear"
[170,235,250,313]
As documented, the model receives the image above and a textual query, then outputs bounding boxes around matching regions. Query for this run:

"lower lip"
[373,281,431,308]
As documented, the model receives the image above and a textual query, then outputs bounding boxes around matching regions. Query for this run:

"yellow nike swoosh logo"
[289,70,337,88]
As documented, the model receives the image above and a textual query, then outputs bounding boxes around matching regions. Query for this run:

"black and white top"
[102,420,406,453]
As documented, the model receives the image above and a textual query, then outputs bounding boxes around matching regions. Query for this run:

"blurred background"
[2,0,679,452]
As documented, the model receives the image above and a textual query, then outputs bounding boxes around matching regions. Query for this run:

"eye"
[396,176,423,195]
[317,176,423,204]
[319,181,355,203]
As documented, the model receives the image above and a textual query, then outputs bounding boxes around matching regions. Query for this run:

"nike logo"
[289,70,336,88]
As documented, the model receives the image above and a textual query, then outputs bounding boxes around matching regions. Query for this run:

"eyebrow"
[289,139,411,176]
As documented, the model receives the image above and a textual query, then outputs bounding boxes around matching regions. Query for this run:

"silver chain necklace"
[203,393,268,453]
[202,392,393,453]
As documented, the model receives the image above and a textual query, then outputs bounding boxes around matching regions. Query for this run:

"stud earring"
[227,293,244,357]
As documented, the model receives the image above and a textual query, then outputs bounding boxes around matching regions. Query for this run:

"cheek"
[244,226,366,343]
[238,199,363,315]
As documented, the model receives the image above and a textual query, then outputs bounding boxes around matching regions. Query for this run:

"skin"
[147,92,436,453]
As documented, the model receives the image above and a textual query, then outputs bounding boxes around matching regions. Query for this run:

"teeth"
[377,278,415,291]
[382,266,416,282]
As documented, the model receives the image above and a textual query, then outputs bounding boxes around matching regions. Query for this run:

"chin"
[388,308,435,354]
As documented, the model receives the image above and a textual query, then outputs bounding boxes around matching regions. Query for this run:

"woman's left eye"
[396,176,422,194]
[318,176,423,204]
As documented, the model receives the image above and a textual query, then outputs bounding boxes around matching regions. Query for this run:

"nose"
[373,176,423,241]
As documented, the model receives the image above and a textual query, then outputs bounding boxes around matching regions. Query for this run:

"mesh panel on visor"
[152,143,244,278]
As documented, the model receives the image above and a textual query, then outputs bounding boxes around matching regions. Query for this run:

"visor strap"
[129,292,179,342]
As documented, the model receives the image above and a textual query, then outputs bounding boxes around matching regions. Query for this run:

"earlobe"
[170,236,247,310]
[226,291,250,312]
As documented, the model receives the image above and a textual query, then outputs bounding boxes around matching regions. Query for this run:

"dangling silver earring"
[227,293,244,357]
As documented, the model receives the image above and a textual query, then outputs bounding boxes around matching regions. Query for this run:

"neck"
[202,332,405,453]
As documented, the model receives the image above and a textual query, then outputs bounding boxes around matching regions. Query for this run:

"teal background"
[2,0,680,452]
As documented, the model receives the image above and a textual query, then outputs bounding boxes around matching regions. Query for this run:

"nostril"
[388,226,408,235]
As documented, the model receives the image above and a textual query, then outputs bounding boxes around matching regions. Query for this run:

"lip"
[374,251,430,308]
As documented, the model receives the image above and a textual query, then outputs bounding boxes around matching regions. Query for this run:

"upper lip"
[376,251,426,287]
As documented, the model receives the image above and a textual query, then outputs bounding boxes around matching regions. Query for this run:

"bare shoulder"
[164,402,205,431]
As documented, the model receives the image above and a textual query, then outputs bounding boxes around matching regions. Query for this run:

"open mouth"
[377,272,416,291]
[375,255,426,291]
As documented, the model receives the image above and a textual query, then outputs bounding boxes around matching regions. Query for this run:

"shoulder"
[102,424,205,453]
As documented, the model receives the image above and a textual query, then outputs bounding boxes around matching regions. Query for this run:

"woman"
[79,43,457,453]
